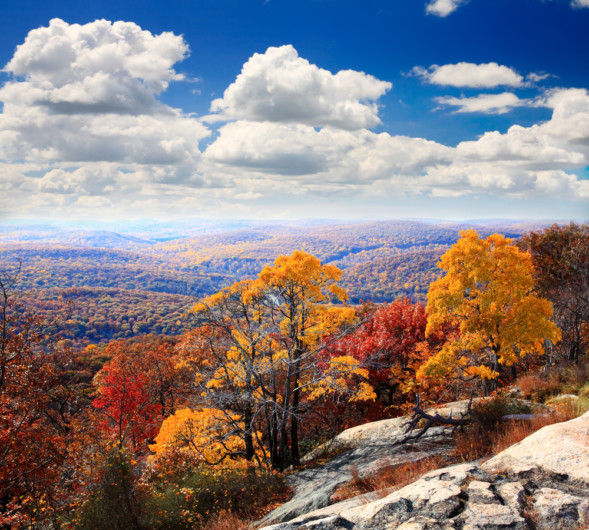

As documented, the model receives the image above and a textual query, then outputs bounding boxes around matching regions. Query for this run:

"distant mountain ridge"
[0,219,555,343]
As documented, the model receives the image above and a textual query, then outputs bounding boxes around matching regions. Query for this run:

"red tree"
[93,367,162,452]
[330,299,439,409]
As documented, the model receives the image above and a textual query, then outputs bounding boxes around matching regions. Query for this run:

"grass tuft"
[330,454,452,503]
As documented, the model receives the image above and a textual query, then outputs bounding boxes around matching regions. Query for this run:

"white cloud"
[0,18,210,199]
[203,121,452,185]
[413,62,524,88]
[572,0,589,7]
[202,88,589,202]
[435,92,530,114]
[1,21,586,220]
[3,18,188,114]
[425,0,466,17]
[526,72,551,83]
[208,45,392,130]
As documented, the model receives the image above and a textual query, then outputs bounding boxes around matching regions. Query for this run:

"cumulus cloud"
[202,88,589,202]
[572,0,589,7]
[412,62,524,88]
[0,17,209,205]
[203,121,452,184]
[1,20,586,219]
[425,0,466,17]
[208,45,392,130]
[446,88,589,196]
[435,92,531,114]
[3,18,188,114]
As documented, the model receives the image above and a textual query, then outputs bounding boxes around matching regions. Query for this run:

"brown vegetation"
[330,455,454,503]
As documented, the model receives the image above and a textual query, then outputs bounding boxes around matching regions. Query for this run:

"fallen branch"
[395,392,474,445]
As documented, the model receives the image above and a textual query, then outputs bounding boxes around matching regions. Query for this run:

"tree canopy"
[176,250,373,470]
[418,230,561,393]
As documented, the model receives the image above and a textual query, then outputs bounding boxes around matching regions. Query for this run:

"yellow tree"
[182,251,373,470]
[150,408,249,466]
[418,230,560,395]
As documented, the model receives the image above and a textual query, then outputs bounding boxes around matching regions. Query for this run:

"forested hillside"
[0,222,586,529]
[0,219,550,344]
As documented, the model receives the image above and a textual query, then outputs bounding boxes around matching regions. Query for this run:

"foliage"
[0,268,75,526]
[342,249,446,303]
[519,222,589,363]
[183,250,373,470]
[419,230,561,394]
[150,408,249,466]
[453,396,572,462]
[140,463,289,529]
[92,336,188,453]
[327,298,446,413]
[93,368,162,452]
[0,222,571,525]
[0,220,542,344]
[23,287,195,344]
[73,449,142,530]
[515,358,589,402]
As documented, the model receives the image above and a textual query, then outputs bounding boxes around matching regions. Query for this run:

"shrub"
[469,395,531,432]
[141,463,290,529]
[515,373,561,402]
[73,449,142,530]
[454,393,581,462]
[515,359,589,402]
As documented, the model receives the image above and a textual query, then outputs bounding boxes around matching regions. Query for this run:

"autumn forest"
[0,220,587,529]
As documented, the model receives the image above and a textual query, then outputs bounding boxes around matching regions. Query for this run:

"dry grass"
[491,413,569,454]
[205,511,249,530]
[330,454,454,503]
[329,390,587,506]
[454,410,577,462]
[516,373,561,402]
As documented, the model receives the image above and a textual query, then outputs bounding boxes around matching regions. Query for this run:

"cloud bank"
[0,19,587,220]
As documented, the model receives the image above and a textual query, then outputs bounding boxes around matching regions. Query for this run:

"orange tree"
[418,230,561,395]
[176,251,374,470]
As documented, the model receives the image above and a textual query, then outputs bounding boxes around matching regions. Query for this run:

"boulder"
[533,488,589,530]
[258,410,589,530]
[481,410,589,484]
[260,401,471,527]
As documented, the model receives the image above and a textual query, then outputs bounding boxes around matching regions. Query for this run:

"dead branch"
[395,392,474,445]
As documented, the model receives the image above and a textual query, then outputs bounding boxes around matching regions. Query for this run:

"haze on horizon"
[0,0,588,222]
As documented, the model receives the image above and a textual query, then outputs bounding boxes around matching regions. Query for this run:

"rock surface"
[259,400,472,527]
[259,410,589,530]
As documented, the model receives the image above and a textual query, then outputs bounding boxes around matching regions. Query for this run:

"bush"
[469,395,531,432]
[515,360,589,403]
[453,395,531,461]
[141,464,289,529]
[515,373,561,402]
[453,393,581,462]
[74,450,142,530]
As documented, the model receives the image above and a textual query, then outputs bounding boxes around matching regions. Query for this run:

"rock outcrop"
[259,411,589,530]
[259,401,472,526]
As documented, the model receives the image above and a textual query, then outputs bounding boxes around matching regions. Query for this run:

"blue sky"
[0,0,588,221]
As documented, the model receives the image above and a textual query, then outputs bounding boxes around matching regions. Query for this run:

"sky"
[0,0,588,222]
